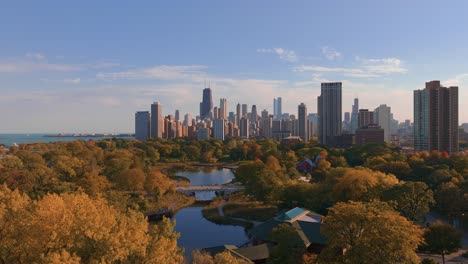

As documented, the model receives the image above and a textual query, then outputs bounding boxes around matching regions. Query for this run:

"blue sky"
[1,1,467,133]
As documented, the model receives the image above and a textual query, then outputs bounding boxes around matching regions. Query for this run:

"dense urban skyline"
[1,1,468,133]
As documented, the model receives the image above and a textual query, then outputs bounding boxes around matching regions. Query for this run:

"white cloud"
[42,78,81,84]
[96,65,208,81]
[321,46,342,61]
[294,57,407,78]
[257,48,298,62]
[358,58,407,74]
[91,62,120,69]
[444,73,468,87]
[25,53,46,60]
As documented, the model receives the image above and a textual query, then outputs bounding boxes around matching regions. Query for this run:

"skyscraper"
[298,103,308,142]
[350,98,359,132]
[318,82,342,145]
[242,104,248,118]
[414,81,459,153]
[251,105,258,123]
[151,102,163,138]
[273,97,282,120]
[236,103,241,126]
[175,109,180,122]
[374,104,392,142]
[200,88,213,119]
[220,98,227,120]
[135,111,150,141]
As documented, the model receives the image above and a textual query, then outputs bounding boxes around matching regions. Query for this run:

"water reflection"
[173,207,248,256]
[175,168,235,186]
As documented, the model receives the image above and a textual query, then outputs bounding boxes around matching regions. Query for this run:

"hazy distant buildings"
[318,82,342,145]
[135,111,150,141]
[298,103,308,142]
[151,102,163,138]
[414,80,459,153]
[200,88,213,119]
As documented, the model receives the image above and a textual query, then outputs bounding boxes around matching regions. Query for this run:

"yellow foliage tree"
[332,167,398,201]
[320,200,423,264]
[0,184,184,263]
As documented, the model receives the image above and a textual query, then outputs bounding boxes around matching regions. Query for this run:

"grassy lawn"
[222,193,278,222]
[146,192,195,214]
[201,197,253,228]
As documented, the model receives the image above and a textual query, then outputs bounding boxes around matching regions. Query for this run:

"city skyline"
[1,1,468,133]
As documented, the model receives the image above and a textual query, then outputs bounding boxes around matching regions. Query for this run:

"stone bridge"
[176,185,244,195]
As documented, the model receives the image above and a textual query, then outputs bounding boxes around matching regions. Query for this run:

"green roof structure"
[249,207,326,247]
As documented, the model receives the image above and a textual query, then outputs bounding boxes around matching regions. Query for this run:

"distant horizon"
[1,1,467,132]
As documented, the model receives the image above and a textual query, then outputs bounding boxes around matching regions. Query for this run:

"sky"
[0,0,467,133]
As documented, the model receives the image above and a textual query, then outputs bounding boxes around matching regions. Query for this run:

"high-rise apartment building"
[318,82,342,145]
[298,103,308,142]
[262,117,273,138]
[151,102,163,138]
[374,104,392,142]
[240,117,249,138]
[183,113,192,126]
[414,80,459,153]
[200,88,213,119]
[135,111,151,141]
[213,119,225,140]
[358,109,374,128]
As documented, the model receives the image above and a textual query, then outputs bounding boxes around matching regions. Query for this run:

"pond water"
[175,167,235,186]
[173,167,248,256]
[173,207,248,257]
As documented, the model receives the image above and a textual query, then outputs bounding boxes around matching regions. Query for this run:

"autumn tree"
[145,170,175,197]
[420,221,462,264]
[191,250,251,264]
[319,200,423,264]
[117,168,146,193]
[330,167,398,202]
[192,250,215,264]
[0,185,184,263]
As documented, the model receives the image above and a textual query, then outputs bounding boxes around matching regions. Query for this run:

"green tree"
[382,181,435,222]
[268,224,306,264]
[420,221,462,264]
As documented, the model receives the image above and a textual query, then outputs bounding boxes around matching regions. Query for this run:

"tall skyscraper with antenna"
[200,87,213,120]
